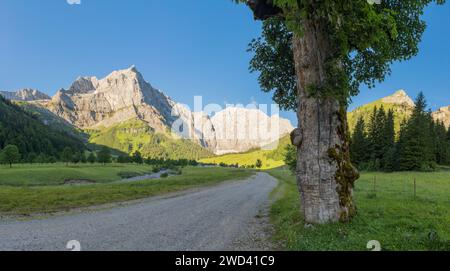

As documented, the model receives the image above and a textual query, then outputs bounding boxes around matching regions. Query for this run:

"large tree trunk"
[290,21,359,224]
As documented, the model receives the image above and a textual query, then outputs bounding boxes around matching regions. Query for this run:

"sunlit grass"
[0,167,253,216]
[268,168,450,251]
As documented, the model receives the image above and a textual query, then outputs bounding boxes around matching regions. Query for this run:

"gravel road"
[0,173,277,251]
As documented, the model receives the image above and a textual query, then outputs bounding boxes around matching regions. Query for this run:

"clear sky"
[1,0,450,125]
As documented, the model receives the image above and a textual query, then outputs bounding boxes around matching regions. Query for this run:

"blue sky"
[1,0,449,125]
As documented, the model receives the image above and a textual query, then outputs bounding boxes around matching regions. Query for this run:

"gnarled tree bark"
[246,1,359,224]
[291,21,359,224]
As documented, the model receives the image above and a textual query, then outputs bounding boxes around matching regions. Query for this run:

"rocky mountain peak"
[0,88,51,101]
[18,66,294,155]
[432,106,450,128]
[68,77,98,94]
[382,89,415,107]
[211,107,294,155]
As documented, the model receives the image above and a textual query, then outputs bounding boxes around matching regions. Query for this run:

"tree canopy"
[0,145,21,168]
[241,0,445,107]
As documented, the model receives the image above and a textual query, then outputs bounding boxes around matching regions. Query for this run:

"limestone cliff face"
[0,89,50,101]
[211,107,294,155]
[433,106,450,128]
[25,66,293,154]
[44,66,174,132]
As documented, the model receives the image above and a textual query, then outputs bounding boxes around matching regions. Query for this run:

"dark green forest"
[350,92,450,171]
[0,95,85,162]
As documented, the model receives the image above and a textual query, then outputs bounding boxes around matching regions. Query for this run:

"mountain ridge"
[0,89,50,102]
[347,89,450,132]
[5,66,293,156]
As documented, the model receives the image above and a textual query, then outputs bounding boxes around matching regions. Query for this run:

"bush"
[118,172,140,179]
[160,172,169,178]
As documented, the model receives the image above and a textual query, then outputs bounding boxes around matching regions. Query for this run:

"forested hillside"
[0,96,85,161]
[88,119,213,160]
[348,90,414,133]
[351,93,450,171]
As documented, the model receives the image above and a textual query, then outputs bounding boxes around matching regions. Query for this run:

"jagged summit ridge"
[433,106,450,128]
[211,107,294,155]
[0,88,50,101]
[6,66,294,155]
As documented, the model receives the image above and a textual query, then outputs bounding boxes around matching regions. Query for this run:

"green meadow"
[0,165,253,216]
[268,168,450,251]
[0,163,156,186]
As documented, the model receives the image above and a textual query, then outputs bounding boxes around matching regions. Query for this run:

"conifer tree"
[350,117,368,167]
[237,0,445,223]
[382,109,396,171]
[398,92,436,171]
[367,106,386,170]
[434,121,449,165]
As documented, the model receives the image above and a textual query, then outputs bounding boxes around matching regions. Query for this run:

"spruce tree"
[434,121,448,165]
[398,92,436,171]
[367,106,386,170]
[447,127,450,164]
[350,117,368,167]
[382,109,396,171]
[237,0,444,224]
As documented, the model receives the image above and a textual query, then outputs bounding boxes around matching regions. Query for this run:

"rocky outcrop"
[0,89,50,101]
[44,66,174,133]
[211,107,294,155]
[381,89,415,107]
[19,66,293,155]
[433,106,450,128]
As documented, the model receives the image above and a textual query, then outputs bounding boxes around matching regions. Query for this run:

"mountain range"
[348,89,450,131]
[1,66,293,159]
[3,66,449,162]
[203,90,450,169]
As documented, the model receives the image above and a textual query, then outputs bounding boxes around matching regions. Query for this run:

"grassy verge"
[0,163,156,186]
[267,168,450,251]
[0,167,253,216]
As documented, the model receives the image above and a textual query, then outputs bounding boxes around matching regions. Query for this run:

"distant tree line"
[116,151,199,168]
[350,92,450,172]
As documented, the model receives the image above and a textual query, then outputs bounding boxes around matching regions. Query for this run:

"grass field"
[268,168,450,251]
[0,163,157,186]
[200,149,285,169]
[0,166,253,216]
[200,136,290,169]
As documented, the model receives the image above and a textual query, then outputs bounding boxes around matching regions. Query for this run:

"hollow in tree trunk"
[290,21,359,224]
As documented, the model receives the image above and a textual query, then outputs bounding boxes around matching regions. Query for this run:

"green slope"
[0,96,85,158]
[87,119,213,160]
[348,99,413,133]
[204,92,415,168]
[17,101,87,141]
[200,135,291,169]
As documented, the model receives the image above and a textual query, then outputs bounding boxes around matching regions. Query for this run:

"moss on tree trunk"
[291,21,359,224]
